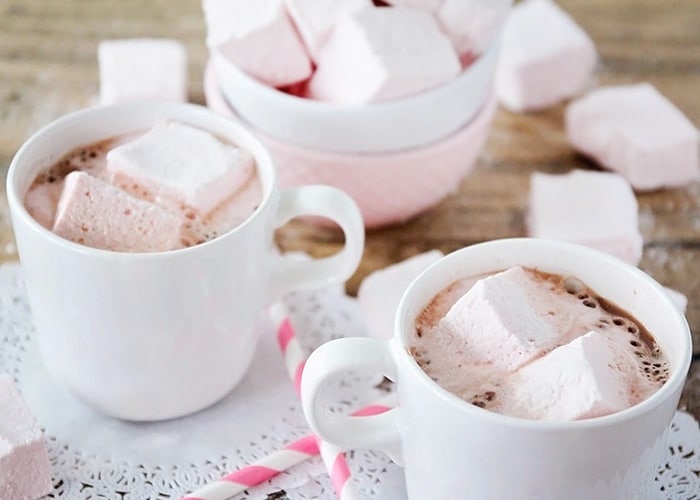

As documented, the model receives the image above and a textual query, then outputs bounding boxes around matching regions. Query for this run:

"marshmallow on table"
[528,170,643,265]
[203,0,312,87]
[437,267,557,371]
[437,0,512,56]
[358,250,443,339]
[384,0,443,12]
[566,83,700,190]
[53,172,184,252]
[285,0,370,61]
[0,375,53,500]
[496,0,597,112]
[308,7,461,104]
[106,121,254,217]
[98,38,187,105]
[512,331,632,421]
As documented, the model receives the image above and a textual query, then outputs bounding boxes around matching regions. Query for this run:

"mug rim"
[6,101,277,260]
[395,237,692,430]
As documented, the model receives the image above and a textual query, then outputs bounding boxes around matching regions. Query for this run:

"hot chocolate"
[409,266,669,421]
[24,121,262,252]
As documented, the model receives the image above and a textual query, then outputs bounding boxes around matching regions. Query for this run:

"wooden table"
[0,0,698,423]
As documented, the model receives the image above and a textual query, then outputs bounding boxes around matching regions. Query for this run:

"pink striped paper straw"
[270,301,363,500]
[181,435,319,500]
[181,398,395,500]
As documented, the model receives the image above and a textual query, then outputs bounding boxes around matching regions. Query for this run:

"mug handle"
[267,185,365,302]
[301,337,405,465]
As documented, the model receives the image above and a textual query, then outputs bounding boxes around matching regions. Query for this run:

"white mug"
[7,102,365,421]
[301,238,691,500]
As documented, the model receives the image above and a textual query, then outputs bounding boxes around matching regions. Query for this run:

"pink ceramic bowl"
[204,61,496,229]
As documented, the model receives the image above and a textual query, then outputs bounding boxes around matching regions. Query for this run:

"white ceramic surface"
[301,238,692,500]
[204,61,497,228]
[7,102,365,421]
[211,44,499,154]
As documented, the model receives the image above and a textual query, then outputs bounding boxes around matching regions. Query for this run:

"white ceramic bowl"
[211,45,499,154]
[205,62,497,228]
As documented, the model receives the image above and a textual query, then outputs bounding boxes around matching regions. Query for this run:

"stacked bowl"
[203,2,504,228]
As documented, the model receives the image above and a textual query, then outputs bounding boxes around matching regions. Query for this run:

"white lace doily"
[0,262,698,499]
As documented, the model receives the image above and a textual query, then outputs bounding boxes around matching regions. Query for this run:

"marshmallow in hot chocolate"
[53,171,186,252]
[410,267,668,421]
[106,121,255,217]
[24,121,262,252]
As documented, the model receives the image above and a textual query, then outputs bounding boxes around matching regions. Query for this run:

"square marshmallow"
[566,83,700,190]
[437,266,558,371]
[437,0,512,56]
[528,170,643,265]
[106,121,254,217]
[513,331,632,421]
[53,172,184,252]
[0,375,53,500]
[285,0,370,61]
[496,0,597,112]
[358,250,444,339]
[203,0,312,87]
[98,38,187,105]
[309,7,461,104]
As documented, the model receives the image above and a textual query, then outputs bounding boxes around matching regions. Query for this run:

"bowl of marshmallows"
[203,0,510,228]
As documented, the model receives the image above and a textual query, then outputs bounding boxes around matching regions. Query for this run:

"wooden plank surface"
[0,0,698,421]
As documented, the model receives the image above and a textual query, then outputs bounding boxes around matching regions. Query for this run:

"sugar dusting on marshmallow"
[309,7,461,104]
[358,250,443,339]
[496,0,597,112]
[107,121,254,217]
[204,0,312,87]
[512,331,633,421]
[528,170,643,265]
[0,375,53,500]
[53,172,185,252]
[437,0,511,56]
[436,267,558,371]
[98,38,187,105]
[285,0,370,61]
[566,83,700,190]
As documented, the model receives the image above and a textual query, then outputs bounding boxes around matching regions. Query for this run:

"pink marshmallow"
[106,121,255,217]
[98,38,187,105]
[528,170,643,265]
[437,266,558,371]
[358,250,444,339]
[437,0,512,56]
[0,375,53,500]
[285,0,370,61]
[308,7,461,104]
[53,172,184,252]
[512,331,632,421]
[23,181,63,230]
[203,0,312,87]
[496,0,597,112]
[385,0,443,12]
[566,83,700,190]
